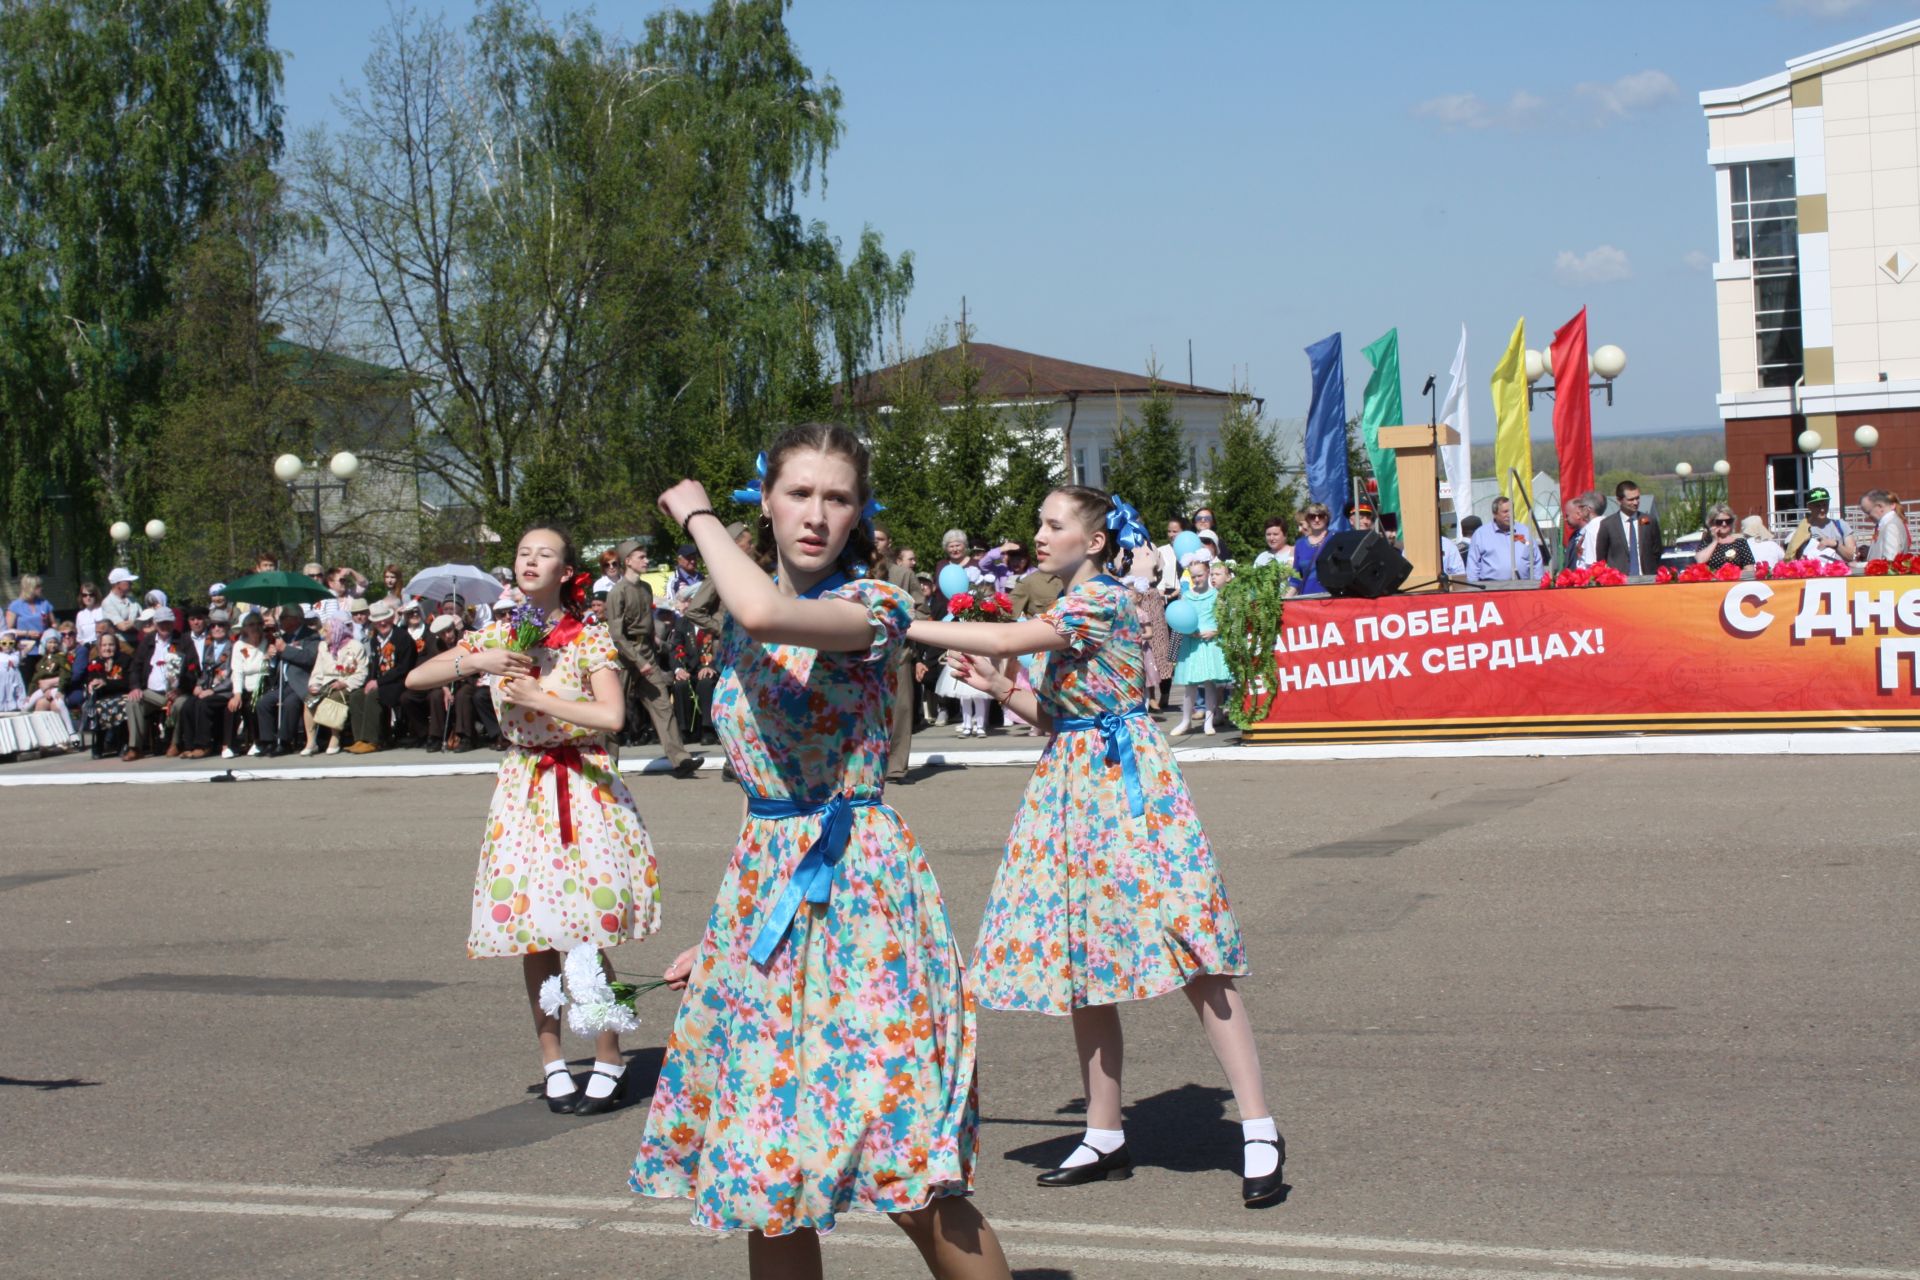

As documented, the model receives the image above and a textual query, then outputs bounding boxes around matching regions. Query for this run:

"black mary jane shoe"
[1242,1135,1287,1207]
[1036,1142,1133,1187]
[544,1067,579,1115]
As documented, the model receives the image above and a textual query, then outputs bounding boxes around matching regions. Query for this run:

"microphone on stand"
[1421,374,1436,395]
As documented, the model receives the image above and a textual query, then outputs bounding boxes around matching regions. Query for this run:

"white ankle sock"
[1061,1126,1126,1168]
[584,1061,625,1099]
[544,1058,575,1099]
[1242,1116,1281,1177]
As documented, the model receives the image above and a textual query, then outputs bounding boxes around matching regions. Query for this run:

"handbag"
[314,689,350,731]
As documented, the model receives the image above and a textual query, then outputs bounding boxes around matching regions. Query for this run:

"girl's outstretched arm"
[907,617,1066,659]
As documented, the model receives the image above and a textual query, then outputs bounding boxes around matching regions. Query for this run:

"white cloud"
[1575,70,1680,119]
[1683,249,1713,272]
[1555,245,1633,285]
[1776,0,1878,17]
[1416,70,1675,131]
[1412,90,1545,131]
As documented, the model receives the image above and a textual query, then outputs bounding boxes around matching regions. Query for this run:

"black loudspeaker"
[1317,530,1412,598]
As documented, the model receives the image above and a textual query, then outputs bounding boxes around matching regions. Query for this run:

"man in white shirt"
[1863,489,1910,560]
[1562,493,1603,570]
[100,567,142,639]
[1467,498,1541,582]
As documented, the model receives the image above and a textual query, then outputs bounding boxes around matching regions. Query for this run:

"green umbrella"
[221,570,330,608]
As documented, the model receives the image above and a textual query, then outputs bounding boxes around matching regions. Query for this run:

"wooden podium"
[1378,423,1460,591]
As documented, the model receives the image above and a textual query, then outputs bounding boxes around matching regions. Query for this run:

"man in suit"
[347,599,417,752]
[125,606,201,761]
[257,606,318,755]
[606,537,699,776]
[871,524,918,782]
[1594,480,1664,577]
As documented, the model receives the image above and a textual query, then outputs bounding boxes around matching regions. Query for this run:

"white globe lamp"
[1591,344,1627,381]
[1855,424,1880,450]
[1713,459,1731,477]
[273,453,305,482]
[108,520,132,542]
[1675,462,1694,478]
[328,451,360,480]
[144,519,167,541]
[1797,429,1823,453]
[1524,349,1548,383]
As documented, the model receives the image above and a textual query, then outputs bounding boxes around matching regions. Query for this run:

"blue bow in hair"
[730,452,768,505]
[1106,495,1149,550]
[863,496,885,531]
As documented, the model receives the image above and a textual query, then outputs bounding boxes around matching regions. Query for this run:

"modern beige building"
[1702,19,1920,525]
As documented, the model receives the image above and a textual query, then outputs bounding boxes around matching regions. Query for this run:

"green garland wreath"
[1215,560,1292,729]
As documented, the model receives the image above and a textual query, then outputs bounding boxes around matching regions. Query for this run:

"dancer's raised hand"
[659,479,717,528]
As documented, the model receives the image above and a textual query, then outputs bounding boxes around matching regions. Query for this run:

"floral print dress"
[972,576,1248,1014]
[458,620,660,959]
[630,579,978,1236]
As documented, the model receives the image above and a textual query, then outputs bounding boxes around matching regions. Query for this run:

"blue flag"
[1304,332,1350,534]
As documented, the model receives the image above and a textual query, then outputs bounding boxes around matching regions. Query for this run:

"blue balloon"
[937,564,973,600]
[1166,599,1200,635]
[1172,531,1203,561]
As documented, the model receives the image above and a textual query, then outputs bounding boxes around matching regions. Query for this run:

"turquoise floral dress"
[972,576,1248,1014]
[630,578,978,1236]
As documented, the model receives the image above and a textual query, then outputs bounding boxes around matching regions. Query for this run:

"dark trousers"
[179,694,228,752]
[348,688,390,748]
[399,689,431,741]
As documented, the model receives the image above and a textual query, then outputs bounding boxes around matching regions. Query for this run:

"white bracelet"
[453,653,464,679]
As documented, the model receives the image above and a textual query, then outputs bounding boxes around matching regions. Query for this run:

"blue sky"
[271,0,1920,440]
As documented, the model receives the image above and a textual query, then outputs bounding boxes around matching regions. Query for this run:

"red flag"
[1551,308,1594,502]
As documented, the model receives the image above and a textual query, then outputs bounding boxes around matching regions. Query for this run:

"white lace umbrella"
[402,563,503,606]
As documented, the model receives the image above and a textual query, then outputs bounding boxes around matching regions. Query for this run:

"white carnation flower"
[537,974,567,1017]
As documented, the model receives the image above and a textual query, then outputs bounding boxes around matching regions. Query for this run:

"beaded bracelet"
[453,652,464,679]
[682,507,723,530]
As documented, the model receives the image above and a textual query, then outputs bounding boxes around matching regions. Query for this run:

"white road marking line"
[2,1173,1913,1280]
[400,1210,585,1230]
[0,1192,394,1221]
[0,1173,432,1201]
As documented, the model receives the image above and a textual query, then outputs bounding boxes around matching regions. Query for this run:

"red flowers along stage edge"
[1543,558,1869,589]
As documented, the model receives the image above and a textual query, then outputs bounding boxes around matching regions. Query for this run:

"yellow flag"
[1490,317,1534,517]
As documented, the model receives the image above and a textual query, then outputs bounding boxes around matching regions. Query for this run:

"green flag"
[1359,328,1403,517]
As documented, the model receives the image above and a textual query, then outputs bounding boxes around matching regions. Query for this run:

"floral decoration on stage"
[1863,554,1918,576]
[1541,558,1866,588]
[537,943,668,1036]
[946,584,1016,620]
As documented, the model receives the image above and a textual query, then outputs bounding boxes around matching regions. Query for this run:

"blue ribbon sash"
[1052,704,1149,818]
[744,790,882,965]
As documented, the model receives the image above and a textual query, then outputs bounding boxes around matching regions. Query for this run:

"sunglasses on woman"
[1711,519,1732,527]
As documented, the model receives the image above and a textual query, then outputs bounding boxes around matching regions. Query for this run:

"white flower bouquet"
[538,943,669,1036]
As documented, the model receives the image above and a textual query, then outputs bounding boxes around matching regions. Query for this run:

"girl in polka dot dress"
[405,526,661,1117]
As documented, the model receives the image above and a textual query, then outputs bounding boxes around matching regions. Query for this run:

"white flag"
[1439,324,1472,535]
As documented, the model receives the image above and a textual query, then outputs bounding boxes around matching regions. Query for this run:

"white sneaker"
[246,745,261,757]
[934,713,947,726]
[221,747,234,759]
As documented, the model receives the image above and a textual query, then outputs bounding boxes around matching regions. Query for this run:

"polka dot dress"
[459,620,661,958]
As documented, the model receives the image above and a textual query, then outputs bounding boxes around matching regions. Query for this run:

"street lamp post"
[1674,459,1730,532]
[109,518,166,577]
[1524,343,1628,410]
[275,452,360,566]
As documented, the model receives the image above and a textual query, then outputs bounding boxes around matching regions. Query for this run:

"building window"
[1096,447,1111,487]
[1768,452,1810,522]
[1073,447,1087,485]
[1731,160,1803,388]
[1189,445,1199,483]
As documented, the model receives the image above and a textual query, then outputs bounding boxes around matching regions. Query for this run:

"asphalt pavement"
[1,756,1915,1279]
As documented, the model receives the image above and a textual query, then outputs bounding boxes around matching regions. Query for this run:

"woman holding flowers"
[405,526,660,1117]
[908,485,1284,1209]
[631,423,1012,1280]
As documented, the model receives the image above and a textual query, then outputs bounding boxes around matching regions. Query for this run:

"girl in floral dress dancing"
[405,526,661,1117]
[908,485,1285,1208]
[630,423,1012,1280]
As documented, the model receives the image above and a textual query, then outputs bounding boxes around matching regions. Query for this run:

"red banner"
[1550,308,1594,503]
[1248,577,1920,742]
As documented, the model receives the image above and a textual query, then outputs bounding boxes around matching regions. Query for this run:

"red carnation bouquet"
[946,584,1017,621]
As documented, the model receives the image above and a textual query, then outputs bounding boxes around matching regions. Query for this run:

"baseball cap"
[209,582,227,596]
[108,567,139,585]
[615,537,644,561]
[1806,487,1832,506]
[677,543,697,559]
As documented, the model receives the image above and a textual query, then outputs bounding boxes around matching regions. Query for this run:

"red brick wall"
[1726,409,1920,516]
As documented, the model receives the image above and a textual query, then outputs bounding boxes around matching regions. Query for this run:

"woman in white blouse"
[302,614,367,755]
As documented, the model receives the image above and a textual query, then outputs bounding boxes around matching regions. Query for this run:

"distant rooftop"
[846,341,1243,409]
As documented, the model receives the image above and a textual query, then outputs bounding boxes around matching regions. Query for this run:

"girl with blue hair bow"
[906,484,1284,1209]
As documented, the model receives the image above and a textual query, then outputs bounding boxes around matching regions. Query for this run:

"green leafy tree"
[864,362,944,562]
[0,0,283,582]
[993,398,1064,546]
[1105,378,1190,529]
[926,346,1009,548]
[1204,394,1295,561]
